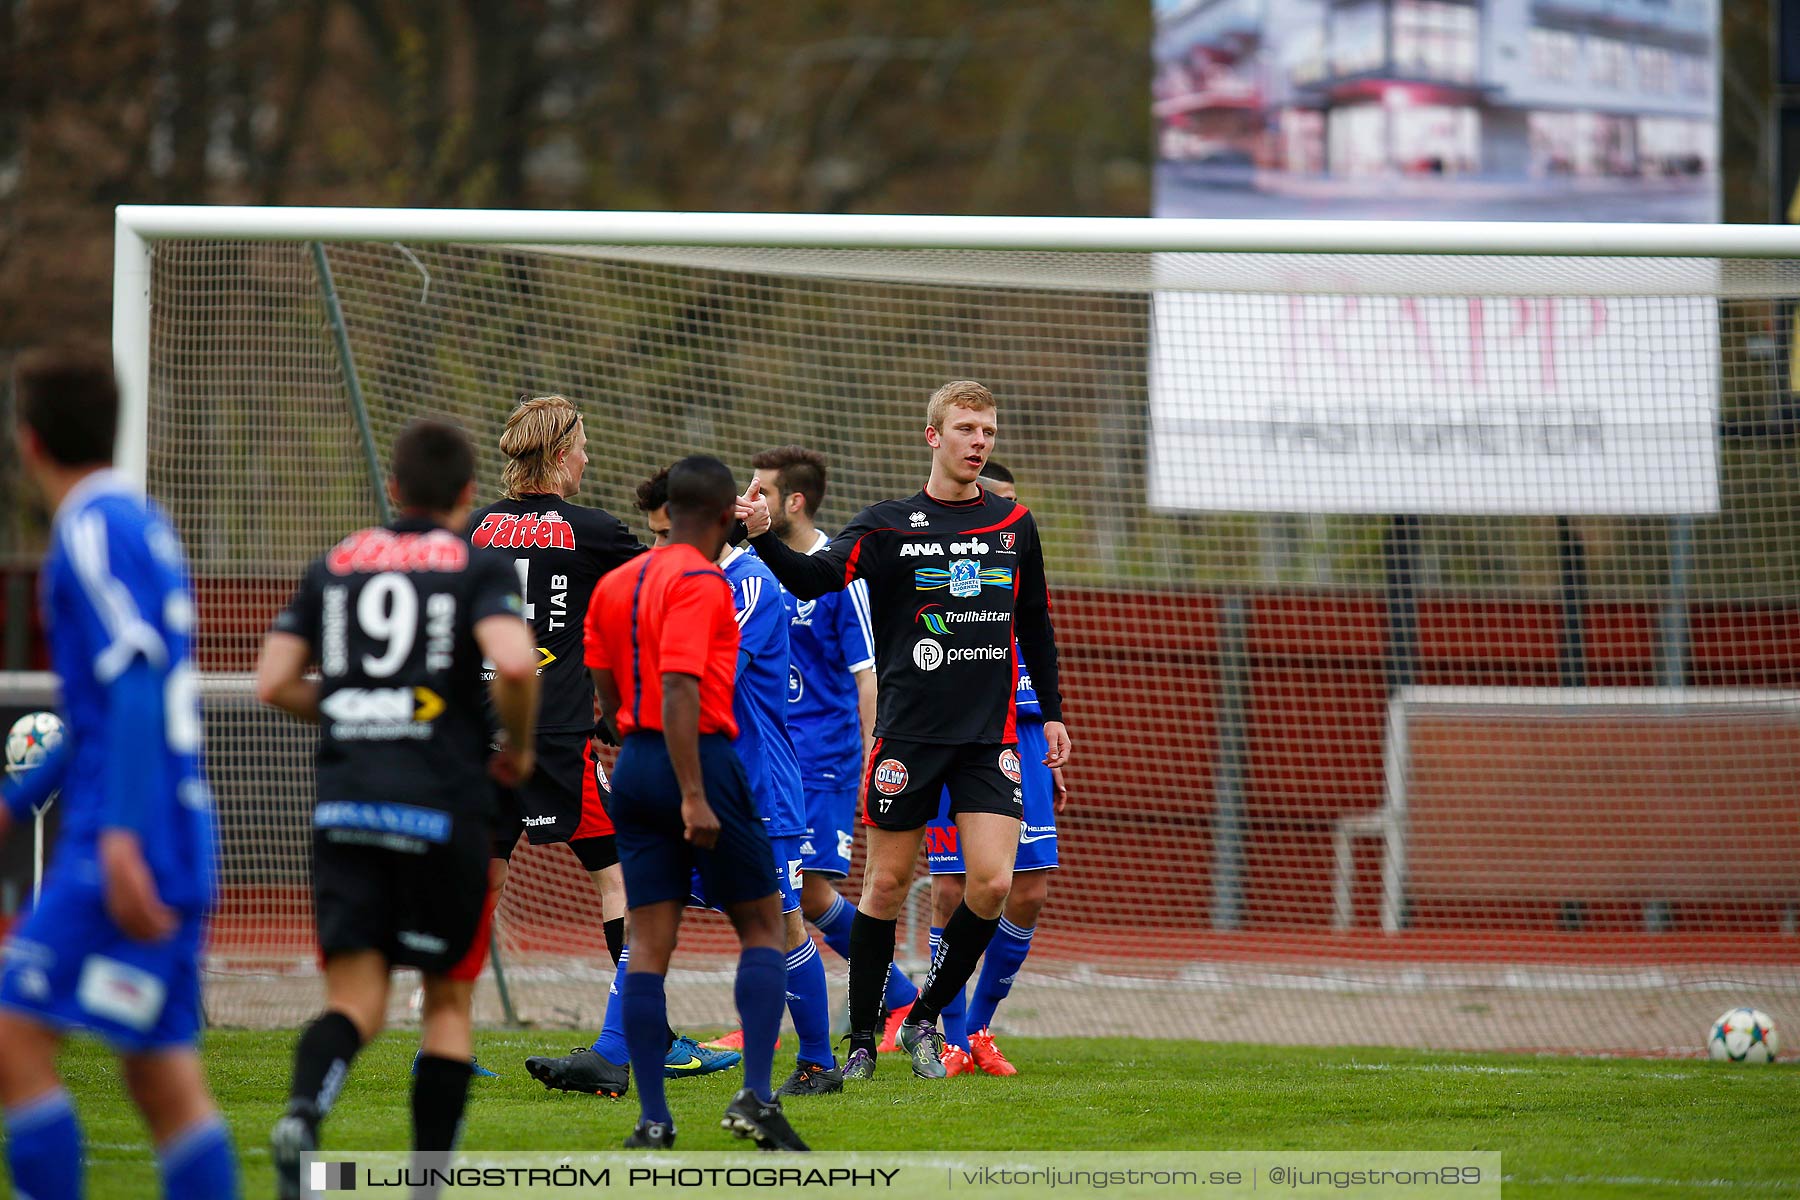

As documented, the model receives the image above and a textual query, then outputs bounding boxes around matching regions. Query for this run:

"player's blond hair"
[499,394,582,499]
[926,380,995,430]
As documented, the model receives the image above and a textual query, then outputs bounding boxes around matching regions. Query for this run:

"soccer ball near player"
[5,711,64,775]
[1708,1007,1779,1063]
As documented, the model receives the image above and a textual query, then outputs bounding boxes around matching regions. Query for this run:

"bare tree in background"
[0,0,1139,563]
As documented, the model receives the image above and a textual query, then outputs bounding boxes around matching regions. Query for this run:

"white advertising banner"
[1148,291,1720,516]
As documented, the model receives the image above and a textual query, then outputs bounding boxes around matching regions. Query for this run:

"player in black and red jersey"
[481,395,740,1095]
[469,396,643,958]
[742,380,1071,1082]
[255,419,540,1197]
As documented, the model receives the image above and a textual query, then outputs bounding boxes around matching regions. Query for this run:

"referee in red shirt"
[584,455,806,1153]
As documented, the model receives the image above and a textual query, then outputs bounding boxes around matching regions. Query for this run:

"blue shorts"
[610,731,777,910]
[800,779,857,877]
[0,874,205,1053]
[927,721,1057,875]
[692,832,802,916]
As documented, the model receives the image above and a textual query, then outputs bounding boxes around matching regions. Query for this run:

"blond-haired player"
[743,381,1070,1080]
[466,396,651,1093]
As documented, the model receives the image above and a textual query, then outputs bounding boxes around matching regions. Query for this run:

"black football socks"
[288,1010,363,1121]
[412,1055,474,1151]
[846,911,898,1055]
[910,902,1001,1029]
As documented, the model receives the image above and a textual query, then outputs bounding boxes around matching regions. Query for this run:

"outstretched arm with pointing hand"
[742,475,869,601]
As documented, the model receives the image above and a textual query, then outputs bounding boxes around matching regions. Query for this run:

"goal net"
[110,210,1799,1054]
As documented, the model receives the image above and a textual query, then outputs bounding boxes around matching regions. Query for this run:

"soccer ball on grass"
[1707,1007,1779,1063]
[5,711,64,775]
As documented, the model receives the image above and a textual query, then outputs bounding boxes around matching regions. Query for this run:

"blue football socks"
[966,916,1035,1034]
[734,947,787,1103]
[621,970,673,1126]
[158,1113,238,1200]
[590,945,631,1065]
[5,1088,83,1200]
[785,938,835,1069]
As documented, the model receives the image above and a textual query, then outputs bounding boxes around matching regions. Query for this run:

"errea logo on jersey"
[909,511,929,527]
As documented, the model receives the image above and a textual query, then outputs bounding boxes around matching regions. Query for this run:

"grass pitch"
[25,1031,1800,1199]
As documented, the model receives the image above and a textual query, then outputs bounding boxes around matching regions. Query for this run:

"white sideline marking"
[87,1142,268,1157]
[1340,1061,1697,1078]
[1510,1176,1795,1192]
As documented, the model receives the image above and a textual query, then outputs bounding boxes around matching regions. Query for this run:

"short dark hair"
[749,445,828,517]
[979,459,1014,485]
[13,346,119,467]
[635,466,672,514]
[666,455,736,520]
[390,418,475,511]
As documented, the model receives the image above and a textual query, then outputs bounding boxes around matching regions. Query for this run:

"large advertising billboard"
[1149,291,1720,515]
[1149,0,1722,516]
[1153,0,1719,222]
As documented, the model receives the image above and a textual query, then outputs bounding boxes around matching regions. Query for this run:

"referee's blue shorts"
[608,730,778,910]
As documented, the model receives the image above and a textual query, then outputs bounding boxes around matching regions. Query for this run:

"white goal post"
[110,205,1800,489]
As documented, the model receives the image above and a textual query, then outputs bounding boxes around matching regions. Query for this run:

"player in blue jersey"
[922,463,1067,1077]
[739,448,922,1039]
[0,348,239,1200]
[718,536,843,1097]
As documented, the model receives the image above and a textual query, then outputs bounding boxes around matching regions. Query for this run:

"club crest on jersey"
[471,510,576,550]
[1000,532,1017,551]
[998,747,1022,783]
[914,564,1014,594]
[873,758,909,798]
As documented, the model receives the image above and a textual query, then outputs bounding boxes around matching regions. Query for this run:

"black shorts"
[608,731,777,910]
[491,731,619,872]
[312,806,490,977]
[860,738,1024,831]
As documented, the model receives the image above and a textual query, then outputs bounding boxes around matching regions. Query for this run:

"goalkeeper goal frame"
[108,205,1800,489]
